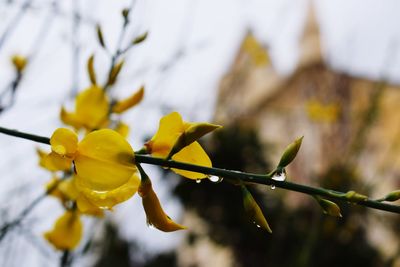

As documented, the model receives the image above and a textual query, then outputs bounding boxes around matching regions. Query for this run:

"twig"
[103,0,137,91]
[0,126,399,214]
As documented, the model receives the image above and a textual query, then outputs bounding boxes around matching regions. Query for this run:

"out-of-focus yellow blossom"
[306,99,340,123]
[242,34,269,67]
[45,128,139,209]
[46,176,104,217]
[112,86,144,114]
[11,54,28,72]
[115,122,130,138]
[138,171,186,232]
[145,112,220,179]
[61,86,109,131]
[44,211,82,250]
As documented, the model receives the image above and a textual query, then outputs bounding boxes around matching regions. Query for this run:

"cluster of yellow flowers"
[37,63,221,250]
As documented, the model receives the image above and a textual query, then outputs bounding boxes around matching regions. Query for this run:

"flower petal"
[171,141,211,179]
[44,211,83,250]
[75,174,139,210]
[75,86,109,130]
[146,112,185,157]
[50,128,78,156]
[115,122,130,138]
[76,194,104,217]
[60,107,84,130]
[44,152,72,171]
[139,180,186,232]
[75,129,136,191]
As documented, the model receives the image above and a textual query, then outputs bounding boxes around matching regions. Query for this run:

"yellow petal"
[75,86,109,130]
[75,174,139,210]
[37,148,49,169]
[44,211,83,250]
[60,107,84,130]
[171,142,211,179]
[58,178,80,200]
[112,86,144,114]
[75,129,136,191]
[115,122,130,138]
[139,180,186,232]
[146,112,185,157]
[50,128,78,156]
[46,177,65,201]
[76,194,104,217]
[43,152,72,171]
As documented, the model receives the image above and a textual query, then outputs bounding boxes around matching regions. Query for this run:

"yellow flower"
[46,176,104,217]
[46,128,139,209]
[138,175,186,232]
[61,86,109,131]
[145,112,220,179]
[44,211,82,250]
[60,86,145,132]
[11,54,28,72]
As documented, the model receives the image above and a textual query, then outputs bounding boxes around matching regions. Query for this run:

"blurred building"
[214,1,400,263]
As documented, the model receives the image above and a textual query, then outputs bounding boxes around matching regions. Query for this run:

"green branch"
[0,126,399,214]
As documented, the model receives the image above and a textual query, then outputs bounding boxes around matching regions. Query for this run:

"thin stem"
[0,126,399,214]
[103,0,136,91]
[0,176,65,242]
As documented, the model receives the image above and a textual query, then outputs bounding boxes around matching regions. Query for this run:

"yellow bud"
[277,136,303,168]
[314,196,342,217]
[11,55,28,72]
[87,54,97,85]
[132,32,148,45]
[122,8,130,19]
[112,86,144,114]
[107,60,124,86]
[96,24,106,48]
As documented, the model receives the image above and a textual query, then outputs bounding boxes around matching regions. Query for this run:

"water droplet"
[208,175,223,183]
[196,179,201,184]
[147,223,156,230]
[252,221,261,228]
[272,170,286,181]
[270,185,276,190]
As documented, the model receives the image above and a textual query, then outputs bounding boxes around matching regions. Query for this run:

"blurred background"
[0,0,400,266]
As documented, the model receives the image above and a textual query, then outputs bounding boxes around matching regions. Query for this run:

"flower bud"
[112,86,144,114]
[167,122,221,159]
[277,136,303,168]
[132,32,148,45]
[11,55,28,72]
[107,60,124,86]
[345,191,368,202]
[96,24,106,48]
[87,54,97,85]
[314,196,342,217]
[383,190,400,202]
[242,185,272,233]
